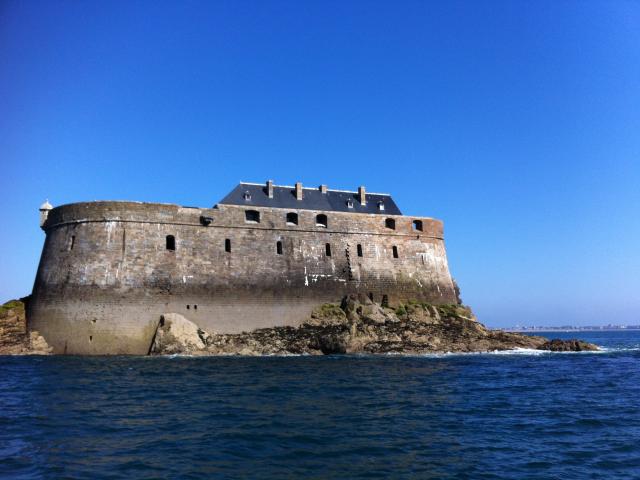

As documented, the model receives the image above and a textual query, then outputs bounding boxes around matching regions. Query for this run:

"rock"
[149,296,599,356]
[0,298,53,355]
[97,298,596,357]
[360,303,388,325]
[1,298,31,354]
[8,295,599,357]
[537,339,599,352]
[313,333,348,354]
[28,331,53,355]
[150,313,206,354]
[307,303,347,326]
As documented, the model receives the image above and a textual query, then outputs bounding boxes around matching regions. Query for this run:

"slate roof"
[218,183,402,215]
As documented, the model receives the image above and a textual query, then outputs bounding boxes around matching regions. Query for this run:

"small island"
[12,181,600,356]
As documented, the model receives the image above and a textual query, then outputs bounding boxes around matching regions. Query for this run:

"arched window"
[392,246,399,259]
[277,241,283,255]
[357,244,363,257]
[166,235,176,251]
[316,214,328,228]
[286,212,298,226]
[225,238,231,252]
[245,210,260,223]
[325,243,332,256]
[413,220,423,232]
[385,218,396,230]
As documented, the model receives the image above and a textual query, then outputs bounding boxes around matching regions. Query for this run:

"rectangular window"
[166,235,175,251]
[286,212,298,226]
[316,214,328,228]
[69,235,76,251]
[245,210,260,223]
[357,244,363,257]
[392,246,399,258]
[225,239,231,252]
[325,243,331,256]
[277,241,283,255]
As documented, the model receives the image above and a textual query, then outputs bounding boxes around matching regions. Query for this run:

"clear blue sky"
[1,0,638,327]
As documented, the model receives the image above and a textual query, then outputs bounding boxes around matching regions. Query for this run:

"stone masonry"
[28,182,458,354]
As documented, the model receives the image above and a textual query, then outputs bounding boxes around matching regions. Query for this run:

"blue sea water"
[1,331,640,479]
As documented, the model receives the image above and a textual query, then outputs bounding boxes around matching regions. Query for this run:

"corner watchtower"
[39,200,53,229]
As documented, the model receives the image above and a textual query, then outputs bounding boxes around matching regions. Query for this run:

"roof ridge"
[238,182,390,196]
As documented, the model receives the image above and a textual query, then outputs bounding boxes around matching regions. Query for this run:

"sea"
[1,330,639,479]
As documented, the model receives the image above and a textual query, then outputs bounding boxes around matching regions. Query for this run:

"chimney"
[266,180,274,199]
[295,182,303,201]
[319,184,328,194]
[358,186,366,206]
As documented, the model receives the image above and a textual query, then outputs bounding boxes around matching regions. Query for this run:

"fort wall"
[28,201,458,354]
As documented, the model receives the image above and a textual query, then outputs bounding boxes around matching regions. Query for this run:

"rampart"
[29,193,458,354]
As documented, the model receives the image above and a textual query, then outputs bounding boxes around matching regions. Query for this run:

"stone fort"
[28,181,459,354]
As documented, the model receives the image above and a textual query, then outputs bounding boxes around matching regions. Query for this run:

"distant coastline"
[499,326,640,333]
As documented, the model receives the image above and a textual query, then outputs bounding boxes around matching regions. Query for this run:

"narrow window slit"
[325,243,332,256]
[166,235,175,251]
[225,239,231,252]
[357,244,363,257]
[392,246,399,259]
[277,241,283,255]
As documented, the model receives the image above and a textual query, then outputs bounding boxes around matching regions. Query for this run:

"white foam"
[144,346,640,359]
[408,347,610,358]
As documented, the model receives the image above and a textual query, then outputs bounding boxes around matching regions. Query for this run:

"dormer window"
[346,198,354,208]
[243,191,252,201]
[377,201,385,211]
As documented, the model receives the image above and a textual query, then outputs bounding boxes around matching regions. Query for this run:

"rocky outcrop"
[150,313,207,355]
[149,295,599,356]
[538,339,599,352]
[0,298,52,355]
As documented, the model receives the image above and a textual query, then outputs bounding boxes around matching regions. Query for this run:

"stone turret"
[39,200,52,229]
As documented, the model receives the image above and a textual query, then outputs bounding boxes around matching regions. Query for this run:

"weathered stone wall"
[28,201,458,354]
